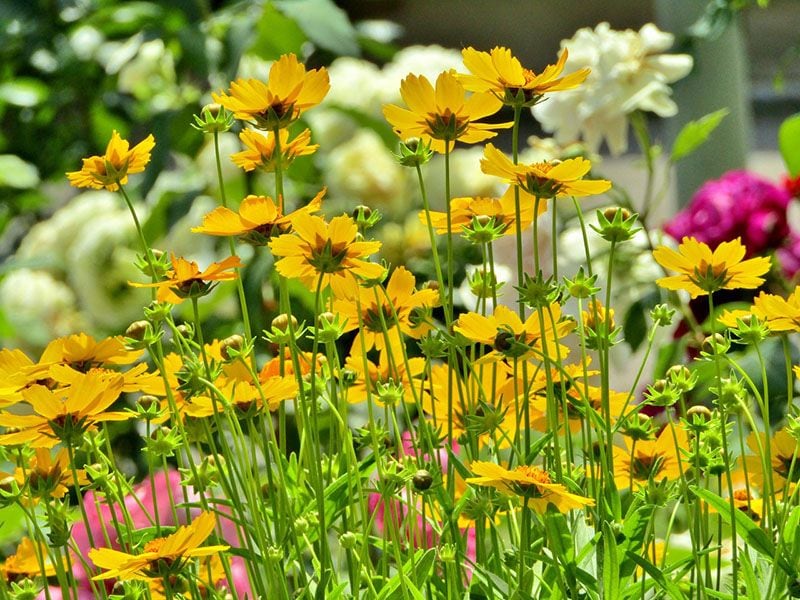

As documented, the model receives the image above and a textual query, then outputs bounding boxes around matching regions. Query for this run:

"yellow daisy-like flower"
[454,303,574,363]
[66,130,155,191]
[422,185,539,238]
[481,143,611,199]
[653,237,771,298]
[752,288,800,332]
[89,511,229,581]
[344,340,427,407]
[231,128,318,173]
[5,447,89,503]
[0,370,128,448]
[612,426,687,491]
[130,254,242,305]
[382,70,512,153]
[467,461,594,512]
[192,189,324,246]
[460,47,590,106]
[184,376,299,419]
[0,537,61,580]
[745,428,800,494]
[212,53,329,130]
[332,266,438,352]
[269,213,384,297]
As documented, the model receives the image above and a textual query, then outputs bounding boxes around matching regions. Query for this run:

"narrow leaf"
[671,108,729,162]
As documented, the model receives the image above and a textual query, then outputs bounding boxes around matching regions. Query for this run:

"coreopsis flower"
[184,375,298,418]
[745,428,800,494]
[130,254,242,304]
[0,537,61,580]
[460,47,590,106]
[467,461,594,511]
[192,189,324,245]
[382,70,512,153]
[5,447,89,503]
[231,128,318,172]
[653,237,771,298]
[422,186,539,240]
[0,370,127,448]
[67,130,155,191]
[454,303,574,363]
[421,362,516,445]
[269,213,385,296]
[751,288,800,332]
[0,348,37,407]
[612,425,687,490]
[212,53,329,130]
[89,511,229,581]
[730,487,764,523]
[481,143,611,199]
[532,23,693,155]
[332,266,438,352]
[344,340,427,407]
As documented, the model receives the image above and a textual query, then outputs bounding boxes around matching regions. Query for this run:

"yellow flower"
[212,53,329,129]
[612,426,687,490]
[0,537,61,580]
[752,288,800,332]
[467,461,594,512]
[332,266,438,352]
[460,47,589,105]
[454,303,574,363]
[382,70,511,153]
[481,143,611,199]
[745,428,800,494]
[192,189,324,245]
[185,376,298,418]
[6,447,89,503]
[130,254,242,304]
[653,237,771,298]
[0,370,128,448]
[344,338,427,407]
[421,185,540,238]
[269,213,384,297]
[66,130,155,191]
[231,128,318,172]
[89,511,229,581]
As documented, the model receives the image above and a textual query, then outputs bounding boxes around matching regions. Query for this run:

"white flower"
[0,269,85,349]
[533,22,693,155]
[380,45,463,103]
[323,129,408,217]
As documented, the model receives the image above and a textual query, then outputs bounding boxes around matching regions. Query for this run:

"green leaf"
[690,486,776,560]
[0,155,39,189]
[625,551,685,600]
[670,108,729,162]
[779,113,800,176]
[275,0,359,56]
[0,78,49,107]
[375,549,432,600]
[602,522,621,600]
[251,3,307,58]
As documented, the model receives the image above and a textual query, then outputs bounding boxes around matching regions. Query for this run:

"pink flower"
[369,432,476,576]
[665,170,791,255]
[54,470,251,599]
[778,232,800,281]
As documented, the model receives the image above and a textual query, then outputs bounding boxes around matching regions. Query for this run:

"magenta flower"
[665,170,791,255]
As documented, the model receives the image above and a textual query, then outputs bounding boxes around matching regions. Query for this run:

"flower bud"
[220,334,244,360]
[125,320,150,341]
[412,469,433,492]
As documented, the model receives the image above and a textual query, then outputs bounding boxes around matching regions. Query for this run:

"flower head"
[192,190,324,245]
[269,213,384,296]
[383,70,511,153]
[1,537,61,580]
[467,461,594,512]
[532,22,693,155]
[612,426,686,490]
[231,128,318,172]
[212,54,329,129]
[89,511,229,581]
[481,143,611,199]
[460,47,589,106]
[0,370,128,447]
[653,237,771,298]
[67,130,155,191]
[130,254,242,304]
